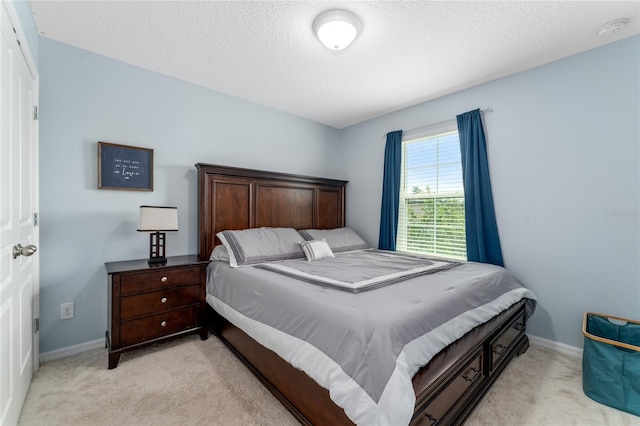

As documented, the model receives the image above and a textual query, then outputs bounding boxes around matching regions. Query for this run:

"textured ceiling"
[30,1,640,129]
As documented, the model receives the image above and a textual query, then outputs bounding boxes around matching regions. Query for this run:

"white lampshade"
[137,206,178,231]
[313,10,361,50]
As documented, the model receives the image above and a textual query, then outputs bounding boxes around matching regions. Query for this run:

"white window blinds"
[397,124,466,259]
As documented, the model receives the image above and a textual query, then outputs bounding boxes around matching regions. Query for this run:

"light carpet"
[18,334,638,425]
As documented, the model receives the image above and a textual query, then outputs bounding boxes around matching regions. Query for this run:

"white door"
[0,2,39,425]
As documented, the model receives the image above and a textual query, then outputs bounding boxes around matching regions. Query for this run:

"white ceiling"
[29,1,639,129]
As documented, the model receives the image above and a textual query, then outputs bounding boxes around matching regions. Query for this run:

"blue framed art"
[98,141,153,191]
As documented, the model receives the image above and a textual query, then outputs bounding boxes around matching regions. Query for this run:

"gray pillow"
[209,244,230,262]
[217,227,305,267]
[298,227,368,253]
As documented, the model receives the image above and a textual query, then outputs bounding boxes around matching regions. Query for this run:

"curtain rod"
[384,107,492,138]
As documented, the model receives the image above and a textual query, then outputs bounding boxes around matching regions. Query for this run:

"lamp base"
[148,257,167,266]
[148,232,167,266]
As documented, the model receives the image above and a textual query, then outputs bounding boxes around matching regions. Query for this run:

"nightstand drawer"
[120,285,200,320]
[119,306,199,346]
[120,266,200,295]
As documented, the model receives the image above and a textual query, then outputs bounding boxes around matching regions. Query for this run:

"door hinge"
[12,27,21,46]
[33,106,39,120]
[34,318,39,333]
[34,212,39,226]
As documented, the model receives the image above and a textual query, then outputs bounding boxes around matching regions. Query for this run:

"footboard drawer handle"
[463,367,481,383]
[161,297,168,304]
[160,276,168,283]
[160,321,167,327]
[514,322,524,331]
[493,344,507,356]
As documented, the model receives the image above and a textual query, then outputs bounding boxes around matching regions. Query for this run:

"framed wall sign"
[98,141,154,191]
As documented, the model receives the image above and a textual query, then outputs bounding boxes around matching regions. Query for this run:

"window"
[397,123,466,259]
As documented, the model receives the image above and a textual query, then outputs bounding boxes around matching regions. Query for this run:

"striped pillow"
[299,239,334,262]
[217,227,305,267]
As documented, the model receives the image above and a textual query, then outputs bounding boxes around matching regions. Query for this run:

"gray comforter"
[206,251,536,425]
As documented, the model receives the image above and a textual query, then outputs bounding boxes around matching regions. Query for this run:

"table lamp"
[137,206,178,265]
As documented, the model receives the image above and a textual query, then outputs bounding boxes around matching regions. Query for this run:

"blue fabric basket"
[582,312,640,416]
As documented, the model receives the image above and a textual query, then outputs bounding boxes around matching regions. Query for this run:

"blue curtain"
[456,110,504,266]
[378,130,403,250]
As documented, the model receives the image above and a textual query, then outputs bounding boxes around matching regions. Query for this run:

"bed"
[196,163,535,425]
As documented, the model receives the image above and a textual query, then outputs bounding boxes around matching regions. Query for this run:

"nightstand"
[105,255,209,369]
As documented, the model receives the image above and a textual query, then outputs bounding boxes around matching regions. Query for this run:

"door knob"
[13,244,37,259]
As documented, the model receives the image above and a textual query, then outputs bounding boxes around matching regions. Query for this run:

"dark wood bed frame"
[196,163,530,425]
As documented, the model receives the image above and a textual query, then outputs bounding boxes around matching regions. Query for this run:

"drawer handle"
[493,343,507,356]
[160,321,167,327]
[160,276,168,283]
[161,297,168,304]
[424,413,437,425]
[462,367,482,383]
[514,322,524,331]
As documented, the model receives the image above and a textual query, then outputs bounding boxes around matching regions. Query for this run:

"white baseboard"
[529,334,583,359]
[40,338,105,363]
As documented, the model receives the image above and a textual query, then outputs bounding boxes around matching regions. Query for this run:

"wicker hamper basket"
[582,312,640,416]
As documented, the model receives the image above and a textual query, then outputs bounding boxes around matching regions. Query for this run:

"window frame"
[396,120,467,260]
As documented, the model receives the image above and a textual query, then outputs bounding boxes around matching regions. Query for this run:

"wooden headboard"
[196,163,348,260]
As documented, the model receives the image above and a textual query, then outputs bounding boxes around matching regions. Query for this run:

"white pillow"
[298,227,368,253]
[217,227,305,267]
[299,239,334,262]
[209,244,230,262]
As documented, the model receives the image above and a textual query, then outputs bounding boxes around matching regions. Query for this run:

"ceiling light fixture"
[313,10,361,51]
[596,18,628,37]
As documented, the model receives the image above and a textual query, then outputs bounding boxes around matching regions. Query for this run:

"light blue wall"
[38,38,343,353]
[39,32,638,353]
[339,36,640,348]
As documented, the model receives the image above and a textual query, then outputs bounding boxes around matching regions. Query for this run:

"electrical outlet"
[60,302,74,320]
